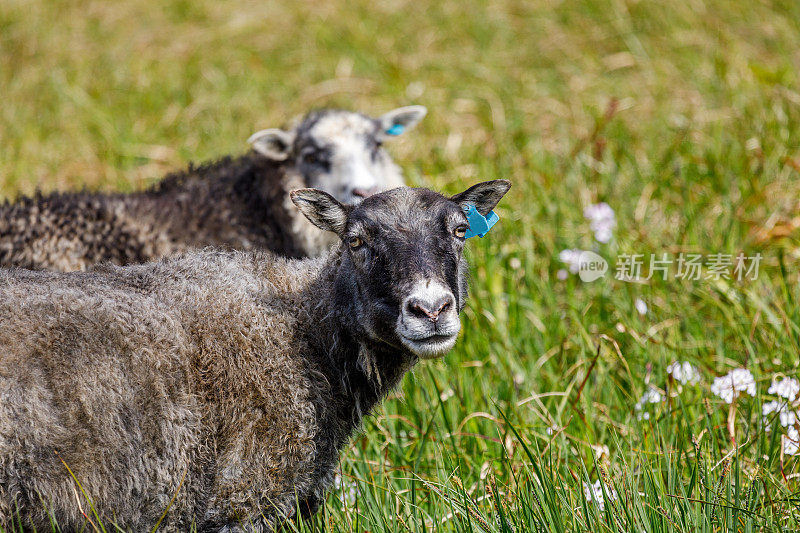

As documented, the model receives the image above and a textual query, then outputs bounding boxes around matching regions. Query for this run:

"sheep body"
[0,250,345,530]
[0,106,427,271]
[0,155,333,271]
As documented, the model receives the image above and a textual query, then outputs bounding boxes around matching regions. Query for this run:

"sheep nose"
[352,186,380,198]
[405,294,454,322]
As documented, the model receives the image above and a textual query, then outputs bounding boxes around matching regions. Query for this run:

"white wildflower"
[634,298,648,315]
[762,377,800,428]
[583,480,617,511]
[557,268,569,280]
[333,472,358,506]
[590,444,610,461]
[761,400,798,428]
[667,361,701,386]
[710,368,756,404]
[768,377,800,401]
[559,249,587,274]
[785,426,800,456]
[762,400,782,417]
[584,203,616,243]
[546,424,559,435]
[634,388,663,420]
[641,389,663,404]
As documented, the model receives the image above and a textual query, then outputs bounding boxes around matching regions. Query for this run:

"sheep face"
[292,180,511,359]
[249,107,426,205]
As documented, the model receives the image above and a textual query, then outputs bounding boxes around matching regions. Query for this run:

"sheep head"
[291,180,511,359]
[249,106,426,205]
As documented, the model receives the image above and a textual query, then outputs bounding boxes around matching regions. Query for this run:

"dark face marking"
[337,189,470,358]
[290,111,404,205]
[292,179,511,359]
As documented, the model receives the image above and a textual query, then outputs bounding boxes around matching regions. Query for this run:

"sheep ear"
[378,105,427,138]
[290,189,350,236]
[248,128,295,161]
[451,180,512,216]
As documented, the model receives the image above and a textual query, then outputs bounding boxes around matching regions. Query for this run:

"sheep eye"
[453,225,468,239]
[302,151,329,169]
[370,140,383,160]
[348,236,364,249]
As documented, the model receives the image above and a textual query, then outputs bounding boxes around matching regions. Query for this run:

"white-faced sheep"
[0,106,427,271]
[0,180,511,531]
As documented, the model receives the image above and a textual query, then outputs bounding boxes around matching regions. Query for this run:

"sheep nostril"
[407,301,432,319]
[406,297,454,322]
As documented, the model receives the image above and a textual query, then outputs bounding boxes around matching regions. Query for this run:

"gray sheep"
[0,179,511,531]
[0,106,426,271]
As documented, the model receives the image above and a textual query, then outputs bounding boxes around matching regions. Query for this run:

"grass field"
[3,0,800,530]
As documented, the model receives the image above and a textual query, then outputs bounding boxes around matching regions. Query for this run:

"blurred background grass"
[3,0,800,530]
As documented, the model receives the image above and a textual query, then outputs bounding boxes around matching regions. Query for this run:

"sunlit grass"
[2,0,800,530]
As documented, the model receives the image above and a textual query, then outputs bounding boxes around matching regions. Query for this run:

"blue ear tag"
[463,204,499,239]
[385,124,405,136]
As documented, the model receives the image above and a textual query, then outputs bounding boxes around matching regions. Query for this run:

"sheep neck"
[304,250,418,433]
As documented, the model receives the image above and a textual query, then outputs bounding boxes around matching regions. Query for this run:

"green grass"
[3,0,800,530]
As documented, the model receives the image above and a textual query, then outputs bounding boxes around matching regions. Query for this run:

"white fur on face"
[396,279,460,359]
[304,114,405,205]
[308,113,372,143]
[282,170,339,257]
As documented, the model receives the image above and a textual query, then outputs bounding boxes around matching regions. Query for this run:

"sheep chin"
[399,333,459,360]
